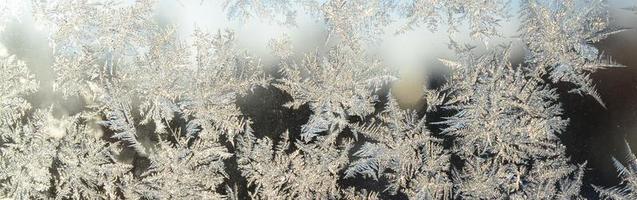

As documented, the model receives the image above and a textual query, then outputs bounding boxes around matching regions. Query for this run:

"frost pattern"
[520,0,624,107]
[346,95,451,199]
[222,0,297,25]
[594,141,637,199]
[437,46,583,199]
[275,45,395,143]
[0,0,632,199]
[237,131,352,199]
[0,55,41,198]
[398,0,510,41]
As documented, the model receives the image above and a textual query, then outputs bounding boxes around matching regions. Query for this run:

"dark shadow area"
[559,29,637,198]
[232,86,312,199]
[236,85,312,147]
[337,86,399,199]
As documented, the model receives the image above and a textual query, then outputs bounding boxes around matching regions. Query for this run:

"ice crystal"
[0,0,632,199]
[436,46,584,198]
[594,141,637,199]
[275,45,395,143]
[520,0,624,107]
[346,94,451,198]
[398,0,511,41]
[237,131,352,199]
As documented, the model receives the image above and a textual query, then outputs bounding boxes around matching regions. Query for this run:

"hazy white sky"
[1,0,635,97]
[1,0,635,67]
[149,0,636,70]
[147,0,636,107]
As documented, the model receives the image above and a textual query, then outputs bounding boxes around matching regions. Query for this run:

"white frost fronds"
[222,0,297,25]
[99,101,146,155]
[237,131,352,199]
[346,94,452,199]
[0,117,55,199]
[436,47,584,198]
[594,140,637,199]
[119,136,231,199]
[0,55,38,125]
[53,116,131,199]
[188,29,269,142]
[520,0,624,107]
[398,0,511,42]
[276,45,395,142]
[0,55,41,198]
